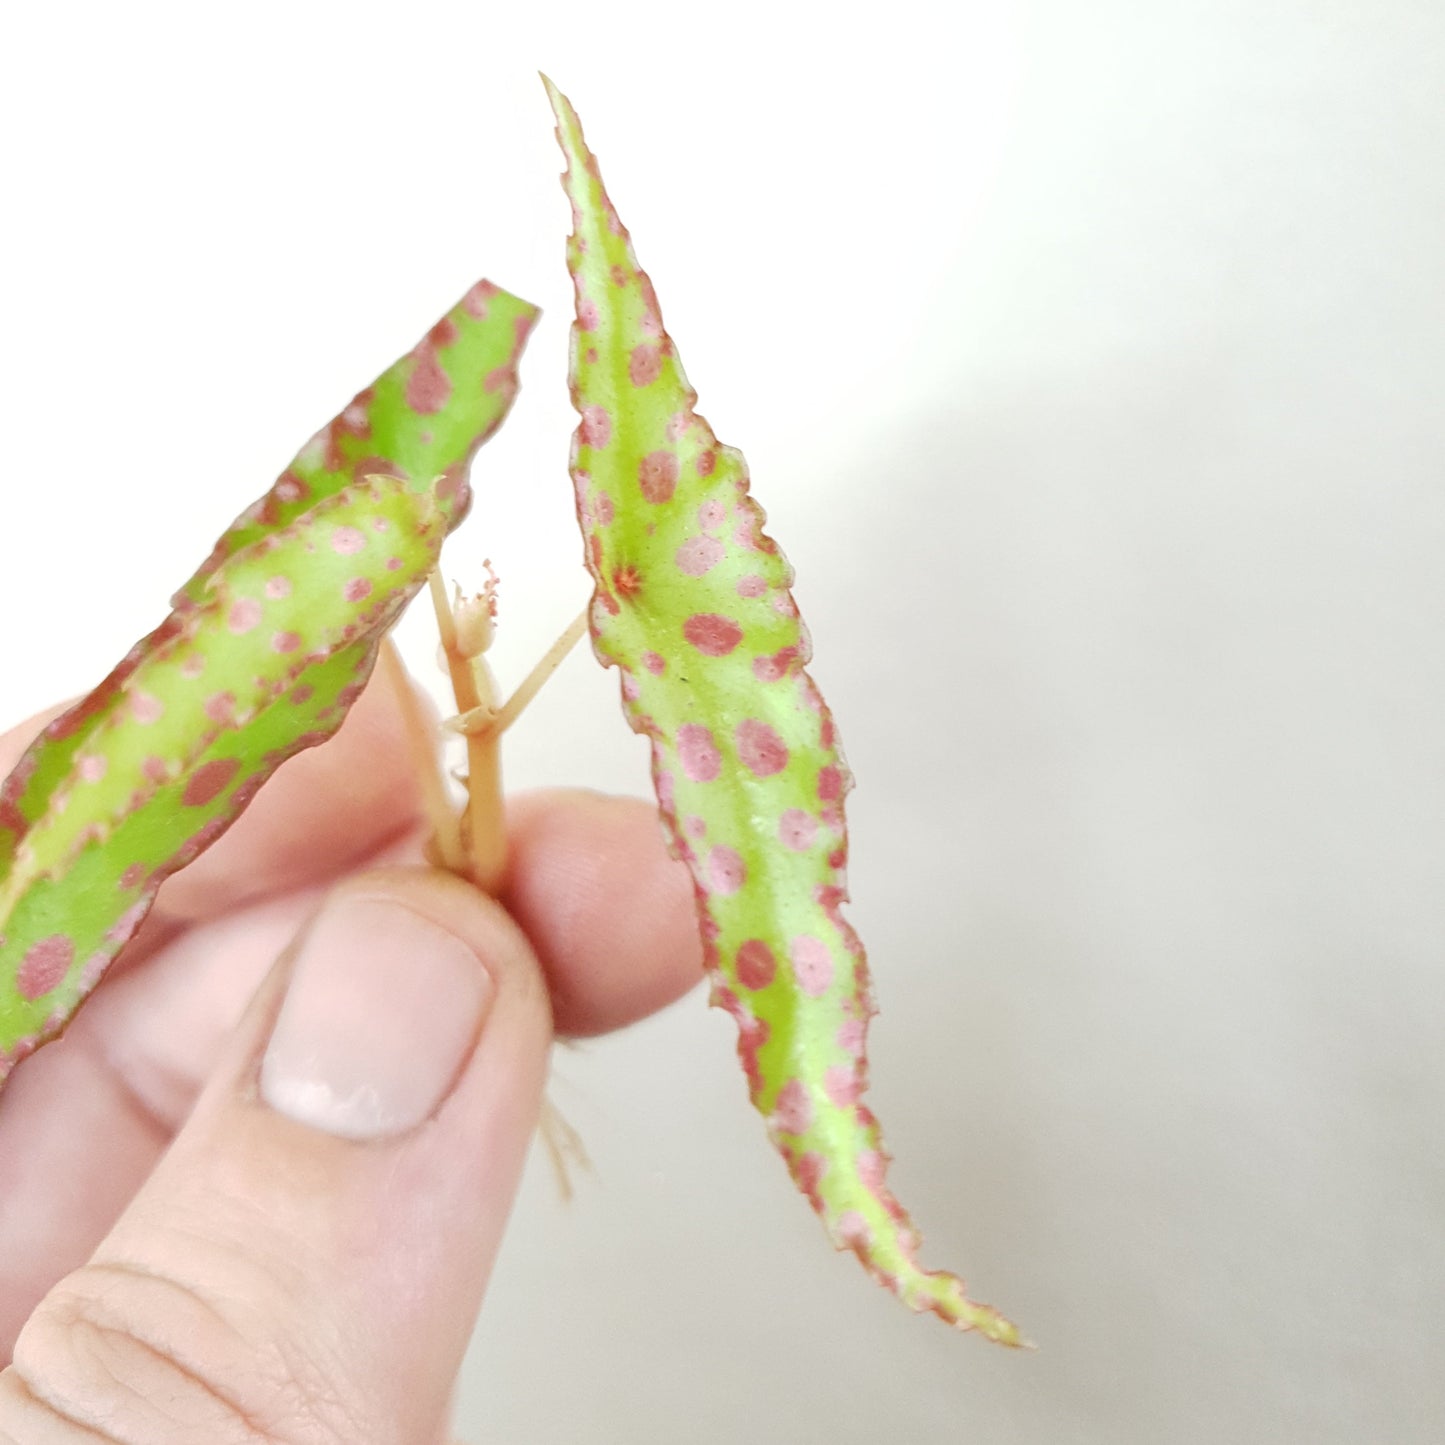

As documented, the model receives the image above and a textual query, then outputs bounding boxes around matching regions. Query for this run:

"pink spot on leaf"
[107,900,149,943]
[182,758,239,808]
[699,500,726,530]
[580,405,611,448]
[677,724,721,782]
[675,535,724,577]
[735,939,777,990]
[772,1079,814,1135]
[790,935,834,997]
[736,720,788,777]
[406,349,451,414]
[628,344,662,387]
[736,573,768,599]
[817,765,843,801]
[18,935,73,1001]
[714,986,771,1097]
[796,1150,828,1208]
[462,279,496,317]
[825,1063,863,1106]
[205,692,236,724]
[638,450,679,504]
[228,599,261,636]
[265,575,292,600]
[344,578,373,603]
[779,809,818,851]
[858,1149,887,1193]
[271,631,301,654]
[642,650,666,676]
[331,526,365,555]
[708,845,746,895]
[131,692,164,724]
[753,647,800,683]
[683,613,743,657]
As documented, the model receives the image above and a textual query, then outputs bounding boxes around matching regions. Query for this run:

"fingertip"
[259,867,548,1141]
[501,789,704,1036]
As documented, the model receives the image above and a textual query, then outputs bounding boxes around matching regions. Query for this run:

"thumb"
[1,868,551,1445]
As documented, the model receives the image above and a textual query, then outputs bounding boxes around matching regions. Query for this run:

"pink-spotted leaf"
[548,79,1019,1342]
[0,283,538,1083]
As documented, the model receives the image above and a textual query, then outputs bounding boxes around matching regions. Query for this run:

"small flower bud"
[454,593,495,659]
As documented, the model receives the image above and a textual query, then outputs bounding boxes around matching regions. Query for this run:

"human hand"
[0,673,703,1443]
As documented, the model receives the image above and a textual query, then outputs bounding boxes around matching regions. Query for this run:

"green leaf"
[547,79,1019,1343]
[0,283,539,1082]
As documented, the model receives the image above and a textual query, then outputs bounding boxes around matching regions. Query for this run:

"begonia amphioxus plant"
[0,79,1021,1346]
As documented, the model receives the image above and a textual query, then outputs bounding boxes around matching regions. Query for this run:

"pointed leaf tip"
[540,73,570,120]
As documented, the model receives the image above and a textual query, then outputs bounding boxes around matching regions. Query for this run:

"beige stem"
[428,572,507,894]
[378,636,467,875]
[492,609,589,736]
[443,608,589,739]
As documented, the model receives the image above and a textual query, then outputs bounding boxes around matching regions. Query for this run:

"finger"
[0,885,330,1353]
[501,788,704,1035]
[0,791,701,1360]
[1,869,551,1445]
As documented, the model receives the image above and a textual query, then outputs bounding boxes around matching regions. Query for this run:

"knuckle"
[3,1259,365,1445]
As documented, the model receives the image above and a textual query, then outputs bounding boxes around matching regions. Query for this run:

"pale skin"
[0,665,704,1443]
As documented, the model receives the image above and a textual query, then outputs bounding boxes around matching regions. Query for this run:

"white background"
[3,2,1443,1440]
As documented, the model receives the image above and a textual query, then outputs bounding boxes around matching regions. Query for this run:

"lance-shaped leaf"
[0,282,539,1082]
[548,80,1019,1342]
